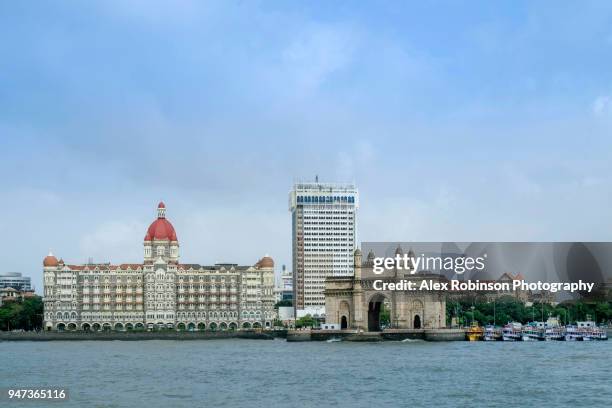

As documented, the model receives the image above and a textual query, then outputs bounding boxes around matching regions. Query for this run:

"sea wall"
[0,330,274,341]
[286,328,467,342]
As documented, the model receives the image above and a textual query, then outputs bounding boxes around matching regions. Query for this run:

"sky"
[2,1,612,293]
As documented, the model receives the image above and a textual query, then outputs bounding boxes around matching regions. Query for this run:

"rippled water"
[2,339,611,407]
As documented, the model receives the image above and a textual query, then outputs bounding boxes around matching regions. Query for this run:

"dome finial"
[157,201,166,218]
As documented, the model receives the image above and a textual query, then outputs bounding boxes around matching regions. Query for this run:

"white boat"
[483,325,500,341]
[502,322,522,341]
[522,323,545,341]
[564,325,582,341]
[576,321,608,341]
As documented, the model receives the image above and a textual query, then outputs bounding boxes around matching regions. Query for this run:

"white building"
[289,179,358,318]
[0,272,32,291]
[43,202,276,332]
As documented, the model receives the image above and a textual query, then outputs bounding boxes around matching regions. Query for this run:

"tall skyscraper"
[289,179,358,317]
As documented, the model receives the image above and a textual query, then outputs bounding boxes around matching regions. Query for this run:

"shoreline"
[0,330,278,341]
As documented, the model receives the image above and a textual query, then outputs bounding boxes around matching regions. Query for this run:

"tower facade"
[289,180,358,317]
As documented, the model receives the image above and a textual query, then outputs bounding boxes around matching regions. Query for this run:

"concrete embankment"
[287,328,467,342]
[0,330,275,341]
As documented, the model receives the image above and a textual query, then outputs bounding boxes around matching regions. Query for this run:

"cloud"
[592,95,612,116]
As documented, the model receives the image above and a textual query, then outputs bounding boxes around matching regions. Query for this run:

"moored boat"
[522,323,545,341]
[483,325,501,341]
[466,322,484,341]
[502,322,522,341]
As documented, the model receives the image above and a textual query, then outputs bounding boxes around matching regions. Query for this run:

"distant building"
[0,287,36,306]
[43,202,276,332]
[289,179,358,318]
[0,272,32,291]
[274,264,294,303]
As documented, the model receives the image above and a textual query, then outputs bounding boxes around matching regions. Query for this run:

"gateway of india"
[43,202,276,332]
[325,247,448,331]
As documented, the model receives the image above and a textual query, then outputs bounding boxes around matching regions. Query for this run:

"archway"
[368,294,391,332]
[67,323,77,331]
[413,315,421,329]
[253,322,262,329]
[126,323,134,331]
[102,323,112,332]
[177,323,186,331]
[242,322,251,329]
[219,322,228,331]
[229,322,237,331]
[341,315,348,330]
[56,323,66,332]
[209,322,217,332]
[197,323,206,331]
[115,323,124,331]
[82,323,91,332]
[187,323,196,332]
[92,323,101,332]
[135,323,144,331]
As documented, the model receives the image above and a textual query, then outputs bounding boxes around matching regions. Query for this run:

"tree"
[0,295,43,331]
[274,300,293,309]
[295,314,316,328]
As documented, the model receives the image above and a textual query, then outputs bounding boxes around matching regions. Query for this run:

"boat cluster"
[467,318,608,341]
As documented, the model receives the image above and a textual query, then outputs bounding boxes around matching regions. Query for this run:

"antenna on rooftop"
[315,174,319,183]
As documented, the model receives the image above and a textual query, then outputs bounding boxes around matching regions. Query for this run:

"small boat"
[483,325,501,341]
[564,325,582,341]
[466,322,484,341]
[502,322,522,341]
[522,323,545,341]
[576,321,608,341]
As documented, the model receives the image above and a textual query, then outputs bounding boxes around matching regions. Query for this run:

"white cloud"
[592,95,612,116]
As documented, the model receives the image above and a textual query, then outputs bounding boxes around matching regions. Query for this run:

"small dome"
[43,252,59,267]
[354,248,362,256]
[258,255,274,268]
[158,201,166,209]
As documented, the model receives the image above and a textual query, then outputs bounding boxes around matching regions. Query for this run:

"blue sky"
[2,1,612,292]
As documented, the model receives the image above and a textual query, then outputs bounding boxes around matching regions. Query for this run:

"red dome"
[158,201,165,209]
[145,218,177,241]
[43,253,59,267]
[258,255,274,268]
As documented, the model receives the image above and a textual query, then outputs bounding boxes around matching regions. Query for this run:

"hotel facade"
[289,180,358,317]
[43,203,276,332]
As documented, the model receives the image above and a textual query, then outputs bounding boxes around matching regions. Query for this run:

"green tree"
[295,314,316,328]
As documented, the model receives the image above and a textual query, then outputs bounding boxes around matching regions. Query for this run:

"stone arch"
[253,322,262,329]
[114,323,124,331]
[197,322,206,331]
[92,323,101,332]
[219,322,228,331]
[177,322,186,331]
[126,323,134,331]
[209,322,218,331]
[413,314,421,329]
[56,323,66,331]
[187,322,196,331]
[134,323,144,331]
[67,323,77,331]
[81,323,91,332]
[102,323,112,332]
[367,293,391,332]
[229,322,237,331]
[339,300,350,329]
[242,322,252,329]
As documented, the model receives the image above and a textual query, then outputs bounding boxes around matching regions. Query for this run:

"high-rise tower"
[289,180,358,317]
